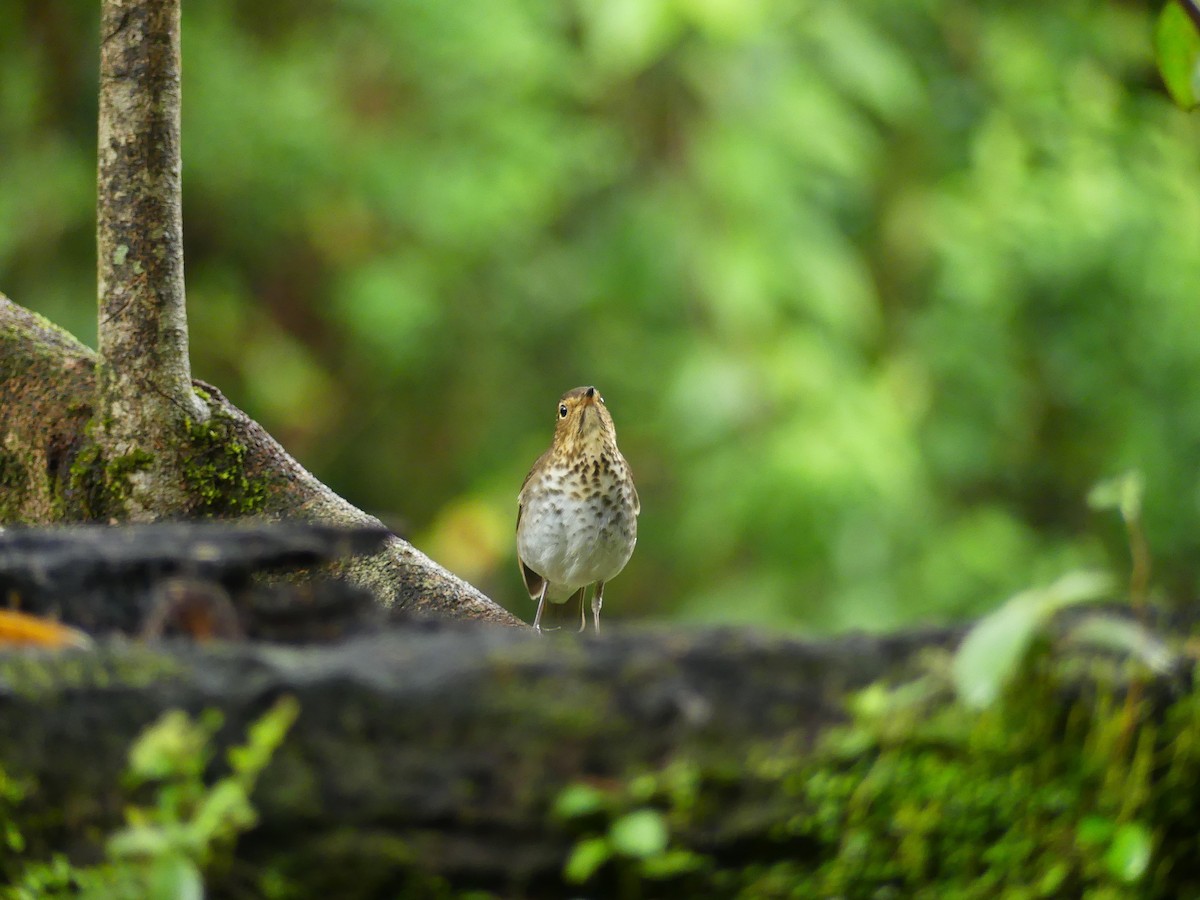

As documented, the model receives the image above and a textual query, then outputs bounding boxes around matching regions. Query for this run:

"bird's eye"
[599,395,606,405]
[559,404,568,418]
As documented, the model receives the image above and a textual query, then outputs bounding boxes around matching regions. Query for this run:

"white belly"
[517,483,637,602]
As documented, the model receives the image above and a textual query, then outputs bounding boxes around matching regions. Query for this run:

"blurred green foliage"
[2,0,1197,630]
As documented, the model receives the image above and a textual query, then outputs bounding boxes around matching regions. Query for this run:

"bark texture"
[96,0,207,518]
[0,294,518,624]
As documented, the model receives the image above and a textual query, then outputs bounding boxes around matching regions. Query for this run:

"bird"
[517,386,640,634]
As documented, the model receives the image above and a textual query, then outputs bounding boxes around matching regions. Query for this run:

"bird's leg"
[533,581,549,635]
[592,581,605,634]
[578,588,587,633]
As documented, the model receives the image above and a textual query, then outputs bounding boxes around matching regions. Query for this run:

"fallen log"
[0,523,1195,898]
[0,621,961,897]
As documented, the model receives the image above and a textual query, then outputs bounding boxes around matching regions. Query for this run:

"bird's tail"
[536,586,588,632]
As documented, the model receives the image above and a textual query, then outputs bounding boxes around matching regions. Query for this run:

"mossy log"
[4,613,1198,898]
[0,622,967,897]
[0,295,517,625]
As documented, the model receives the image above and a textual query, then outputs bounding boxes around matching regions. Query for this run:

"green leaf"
[4,819,24,854]
[148,853,205,900]
[953,571,1113,708]
[227,696,299,781]
[1156,2,1200,110]
[609,809,669,859]
[188,780,255,847]
[563,836,611,884]
[553,783,606,820]
[126,710,217,784]
[1037,571,1117,617]
[1105,822,1152,883]
[1067,615,1175,674]
[953,590,1043,709]
[107,824,173,860]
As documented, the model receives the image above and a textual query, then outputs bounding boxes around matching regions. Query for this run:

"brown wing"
[517,448,551,507]
[518,444,572,604]
[517,449,550,598]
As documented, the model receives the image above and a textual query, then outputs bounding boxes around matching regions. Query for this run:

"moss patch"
[180,410,267,517]
[547,650,1200,898]
[65,439,153,521]
[58,405,268,521]
[0,648,184,703]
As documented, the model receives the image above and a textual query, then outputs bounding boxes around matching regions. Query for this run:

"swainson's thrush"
[517,386,640,633]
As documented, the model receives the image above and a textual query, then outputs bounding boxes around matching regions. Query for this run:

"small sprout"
[1088,470,1144,524]
[953,570,1113,708]
[1066,616,1175,675]
[101,696,299,890]
[228,696,299,778]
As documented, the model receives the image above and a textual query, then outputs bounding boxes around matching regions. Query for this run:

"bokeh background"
[2,0,1198,631]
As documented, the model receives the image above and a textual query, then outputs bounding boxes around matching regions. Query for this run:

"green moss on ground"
[0,649,183,704]
[1,644,1196,896]
[550,650,1200,899]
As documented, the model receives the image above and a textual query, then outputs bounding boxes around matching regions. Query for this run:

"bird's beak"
[577,387,598,434]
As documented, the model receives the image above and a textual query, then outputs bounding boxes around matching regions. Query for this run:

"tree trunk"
[0,0,519,624]
[96,0,208,519]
